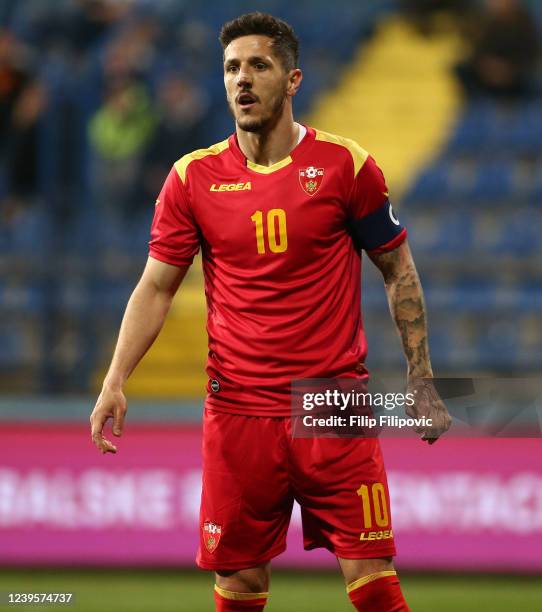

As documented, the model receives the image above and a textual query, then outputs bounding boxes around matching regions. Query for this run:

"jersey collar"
[228,125,315,175]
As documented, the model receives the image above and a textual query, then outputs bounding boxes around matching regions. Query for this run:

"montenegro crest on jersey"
[299,166,324,196]
[203,521,222,553]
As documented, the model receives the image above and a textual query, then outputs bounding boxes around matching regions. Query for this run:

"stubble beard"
[230,89,287,134]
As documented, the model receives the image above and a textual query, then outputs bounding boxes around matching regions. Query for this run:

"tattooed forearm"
[368,241,433,377]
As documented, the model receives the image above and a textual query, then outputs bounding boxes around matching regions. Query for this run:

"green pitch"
[1,569,541,611]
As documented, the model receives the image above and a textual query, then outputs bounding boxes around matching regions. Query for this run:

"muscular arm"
[368,240,432,378]
[369,240,451,443]
[103,257,189,387]
[90,257,189,453]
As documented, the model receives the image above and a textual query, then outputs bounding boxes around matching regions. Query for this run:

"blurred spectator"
[400,0,474,33]
[175,18,216,78]
[455,0,539,100]
[139,74,209,204]
[102,13,160,82]
[89,77,156,218]
[16,0,129,61]
[0,28,46,222]
[0,30,30,143]
[68,0,131,57]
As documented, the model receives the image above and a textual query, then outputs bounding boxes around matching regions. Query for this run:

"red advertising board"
[1,424,541,570]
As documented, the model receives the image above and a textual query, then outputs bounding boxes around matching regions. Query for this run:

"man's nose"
[236,68,252,88]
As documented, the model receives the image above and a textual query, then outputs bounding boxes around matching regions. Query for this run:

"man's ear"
[287,68,303,97]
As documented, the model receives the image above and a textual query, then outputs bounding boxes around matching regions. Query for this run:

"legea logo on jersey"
[299,166,324,196]
[203,521,222,553]
[210,182,252,192]
[360,529,394,541]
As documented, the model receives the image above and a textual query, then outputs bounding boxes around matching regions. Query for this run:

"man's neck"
[236,108,300,167]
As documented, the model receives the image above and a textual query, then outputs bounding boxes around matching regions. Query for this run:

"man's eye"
[255,63,267,70]
[226,65,238,73]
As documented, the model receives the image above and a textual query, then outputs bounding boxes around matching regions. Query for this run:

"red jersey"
[149,126,406,416]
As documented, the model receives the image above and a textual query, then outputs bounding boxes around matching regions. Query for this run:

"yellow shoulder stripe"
[174,139,229,183]
[315,129,369,176]
[346,570,397,594]
[214,585,269,601]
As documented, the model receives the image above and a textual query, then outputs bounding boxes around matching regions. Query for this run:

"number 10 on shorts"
[357,483,392,540]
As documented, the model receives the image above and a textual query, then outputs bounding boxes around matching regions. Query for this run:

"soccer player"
[90,12,451,612]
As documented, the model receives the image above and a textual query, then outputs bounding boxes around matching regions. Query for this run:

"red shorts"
[196,407,396,570]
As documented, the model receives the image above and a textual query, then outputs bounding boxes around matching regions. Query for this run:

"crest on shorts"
[299,166,324,196]
[203,521,222,553]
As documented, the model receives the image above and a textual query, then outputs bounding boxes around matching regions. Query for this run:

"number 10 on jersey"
[250,209,288,254]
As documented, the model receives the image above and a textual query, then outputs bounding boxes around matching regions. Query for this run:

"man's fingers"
[422,429,444,444]
[91,430,117,453]
[90,412,105,439]
[113,405,126,437]
[406,405,427,435]
[90,410,118,453]
[422,436,438,445]
[407,381,453,444]
[421,410,452,444]
[100,436,117,453]
[404,405,425,434]
[421,430,440,444]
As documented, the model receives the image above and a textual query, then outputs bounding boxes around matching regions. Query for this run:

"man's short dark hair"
[219,12,299,71]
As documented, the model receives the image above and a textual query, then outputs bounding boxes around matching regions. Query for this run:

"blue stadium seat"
[401,213,441,252]
[0,321,35,367]
[516,283,542,312]
[427,328,455,370]
[500,104,542,156]
[403,162,450,204]
[57,281,92,316]
[477,323,519,369]
[1,206,53,257]
[453,279,497,311]
[0,281,46,315]
[90,281,132,314]
[463,161,514,203]
[445,102,492,156]
[434,214,474,253]
[529,166,542,204]
[0,328,23,367]
[63,210,102,254]
[496,209,542,255]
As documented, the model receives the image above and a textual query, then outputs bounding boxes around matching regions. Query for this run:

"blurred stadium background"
[1,0,541,610]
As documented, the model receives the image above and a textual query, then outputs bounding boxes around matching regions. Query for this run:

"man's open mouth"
[237,92,257,108]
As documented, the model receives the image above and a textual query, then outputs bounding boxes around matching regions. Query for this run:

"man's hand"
[87,258,187,455]
[406,377,452,444]
[90,386,127,454]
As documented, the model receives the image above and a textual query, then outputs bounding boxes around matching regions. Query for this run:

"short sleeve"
[347,155,406,254]
[148,167,200,267]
